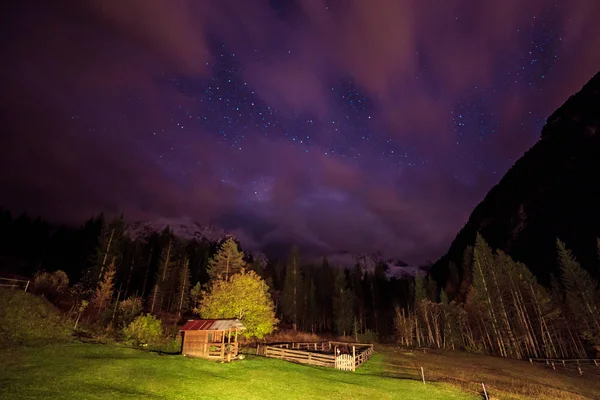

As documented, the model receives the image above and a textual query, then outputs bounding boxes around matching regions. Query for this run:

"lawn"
[0,343,476,400]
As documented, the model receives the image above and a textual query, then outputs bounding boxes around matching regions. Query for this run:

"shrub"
[117,296,143,327]
[358,329,379,344]
[153,336,182,353]
[33,270,69,302]
[123,314,163,346]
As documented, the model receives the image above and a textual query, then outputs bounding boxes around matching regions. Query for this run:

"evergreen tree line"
[0,210,409,337]
[394,234,600,359]
[272,247,406,338]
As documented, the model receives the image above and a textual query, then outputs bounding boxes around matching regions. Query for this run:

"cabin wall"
[181,330,239,359]
[182,331,209,357]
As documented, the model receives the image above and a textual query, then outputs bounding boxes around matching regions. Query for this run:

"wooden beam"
[221,330,225,359]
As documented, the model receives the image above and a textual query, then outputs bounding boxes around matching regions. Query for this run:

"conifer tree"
[150,238,175,314]
[176,257,191,320]
[457,245,473,302]
[351,263,365,335]
[83,216,124,291]
[300,264,318,332]
[207,237,245,281]
[282,246,303,330]
[472,233,506,356]
[317,257,333,331]
[92,258,116,314]
[332,269,354,336]
[557,239,600,344]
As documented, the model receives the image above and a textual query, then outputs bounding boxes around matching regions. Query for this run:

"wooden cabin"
[180,319,245,360]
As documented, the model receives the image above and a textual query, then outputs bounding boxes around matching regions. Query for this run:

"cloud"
[1,0,600,265]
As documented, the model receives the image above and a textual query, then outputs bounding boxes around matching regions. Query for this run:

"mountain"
[124,218,419,276]
[321,251,426,278]
[124,217,268,267]
[125,217,227,243]
[431,71,600,291]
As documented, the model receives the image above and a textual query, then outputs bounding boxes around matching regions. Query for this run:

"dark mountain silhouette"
[431,71,600,292]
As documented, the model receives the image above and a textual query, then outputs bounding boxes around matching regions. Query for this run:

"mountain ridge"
[124,218,423,277]
[431,71,600,291]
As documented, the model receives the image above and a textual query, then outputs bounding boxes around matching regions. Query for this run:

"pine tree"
[190,281,202,308]
[176,257,191,320]
[301,264,318,332]
[282,246,303,330]
[92,258,116,314]
[457,245,473,302]
[150,238,175,314]
[557,239,600,344]
[317,257,333,332]
[332,269,354,336]
[207,237,245,281]
[472,233,507,357]
[83,216,124,291]
[351,263,365,335]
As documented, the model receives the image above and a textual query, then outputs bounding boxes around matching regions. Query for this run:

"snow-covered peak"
[320,251,424,278]
[125,217,227,243]
[125,218,269,268]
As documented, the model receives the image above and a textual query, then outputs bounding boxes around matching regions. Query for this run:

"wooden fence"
[0,277,30,291]
[529,357,600,375]
[263,341,374,371]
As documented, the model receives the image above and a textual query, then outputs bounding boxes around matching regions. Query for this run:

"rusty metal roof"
[180,319,245,331]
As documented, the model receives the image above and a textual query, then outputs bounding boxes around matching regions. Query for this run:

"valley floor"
[372,345,600,400]
[2,342,599,399]
[0,343,473,400]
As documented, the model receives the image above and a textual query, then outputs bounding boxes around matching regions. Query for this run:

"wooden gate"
[335,354,354,371]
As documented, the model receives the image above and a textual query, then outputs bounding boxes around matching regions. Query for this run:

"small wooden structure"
[180,319,245,360]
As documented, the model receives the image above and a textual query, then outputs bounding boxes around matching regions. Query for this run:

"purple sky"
[1,0,600,263]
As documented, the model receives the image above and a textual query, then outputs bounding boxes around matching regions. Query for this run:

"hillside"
[431,71,600,289]
[0,289,71,348]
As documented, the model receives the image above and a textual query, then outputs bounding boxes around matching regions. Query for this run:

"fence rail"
[0,277,30,292]
[263,341,374,371]
[529,357,600,375]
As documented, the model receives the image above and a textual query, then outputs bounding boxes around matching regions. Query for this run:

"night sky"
[1,1,600,264]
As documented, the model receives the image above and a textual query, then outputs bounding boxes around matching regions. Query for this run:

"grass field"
[0,343,476,400]
[372,345,600,400]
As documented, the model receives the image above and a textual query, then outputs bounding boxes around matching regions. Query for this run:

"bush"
[358,329,379,344]
[152,336,182,353]
[123,314,163,346]
[116,296,143,327]
[0,290,71,348]
[33,270,69,302]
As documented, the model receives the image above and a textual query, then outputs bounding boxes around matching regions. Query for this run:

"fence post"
[352,346,356,372]
[482,383,489,400]
[420,367,425,384]
[24,280,30,292]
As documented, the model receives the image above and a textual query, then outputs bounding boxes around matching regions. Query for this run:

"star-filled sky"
[1,0,600,263]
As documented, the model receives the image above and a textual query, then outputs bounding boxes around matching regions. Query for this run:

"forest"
[0,210,407,340]
[1,208,599,359]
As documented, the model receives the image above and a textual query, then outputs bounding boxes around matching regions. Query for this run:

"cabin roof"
[180,318,245,331]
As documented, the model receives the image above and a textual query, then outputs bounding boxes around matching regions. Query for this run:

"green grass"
[0,290,70,349]
[0,343,476,400]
